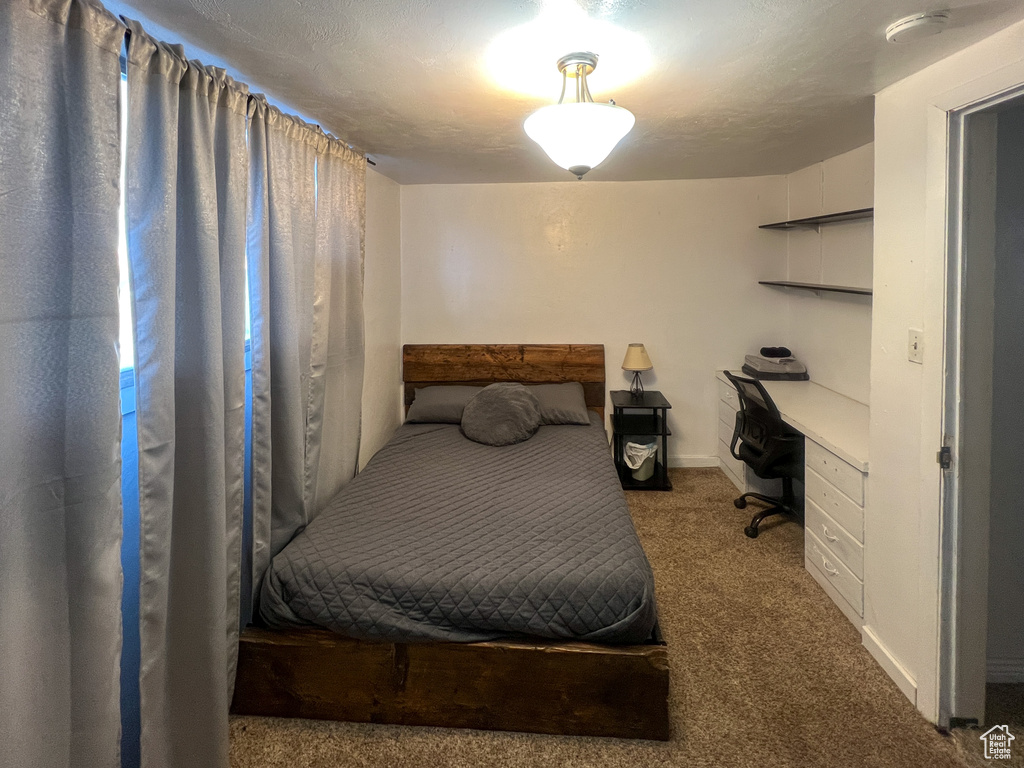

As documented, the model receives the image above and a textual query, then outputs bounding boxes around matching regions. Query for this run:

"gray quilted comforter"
[259,413,658,644]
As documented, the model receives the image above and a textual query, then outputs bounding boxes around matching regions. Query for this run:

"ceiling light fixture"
[885,11,950,43]
[524,52,635,180]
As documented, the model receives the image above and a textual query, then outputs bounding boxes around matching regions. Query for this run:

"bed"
[231,344,671,740]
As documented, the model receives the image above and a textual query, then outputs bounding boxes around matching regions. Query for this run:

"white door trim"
[935,82,1024,728]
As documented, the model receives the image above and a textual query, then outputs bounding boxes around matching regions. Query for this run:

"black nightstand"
[610,390,672,491]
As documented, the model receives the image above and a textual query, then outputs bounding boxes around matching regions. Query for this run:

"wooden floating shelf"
[759,207,874,230]
[759,280,872,296]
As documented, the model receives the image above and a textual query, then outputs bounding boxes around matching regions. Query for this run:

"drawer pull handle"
[813,546,840,577]
[822,525,839,543]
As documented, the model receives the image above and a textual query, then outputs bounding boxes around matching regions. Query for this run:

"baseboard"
[668,455,718,468]
[861,624,918,705]
[988,658,1024,683]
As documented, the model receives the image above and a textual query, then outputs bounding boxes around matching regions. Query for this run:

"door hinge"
[937,445,952,470]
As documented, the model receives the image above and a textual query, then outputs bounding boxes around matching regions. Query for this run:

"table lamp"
[622,343,653,398]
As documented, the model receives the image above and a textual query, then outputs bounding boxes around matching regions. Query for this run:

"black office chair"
[724,371,804,539]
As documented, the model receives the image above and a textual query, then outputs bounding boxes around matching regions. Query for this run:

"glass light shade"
[524,101,635,177]
[622,343,653,371]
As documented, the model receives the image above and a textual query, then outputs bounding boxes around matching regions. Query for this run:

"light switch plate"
[908,329,924,364]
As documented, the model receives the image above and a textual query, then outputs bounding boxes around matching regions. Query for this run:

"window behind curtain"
[117,62,254,768]
[115,61,143,768]
[118,72,133,375]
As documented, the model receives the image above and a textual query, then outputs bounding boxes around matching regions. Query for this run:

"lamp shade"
[524,101,635,177]
[622,343,653,371]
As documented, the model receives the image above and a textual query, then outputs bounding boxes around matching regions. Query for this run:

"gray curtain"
[0,2,125,768]
[248,101,365,604]
[247,100,319,599]
[124,21,248,768]
[312,138,366,510]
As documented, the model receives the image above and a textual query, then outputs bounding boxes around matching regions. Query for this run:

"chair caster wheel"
[734,498,747,509]
[744,526,759,539]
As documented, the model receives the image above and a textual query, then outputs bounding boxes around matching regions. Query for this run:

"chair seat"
[737,441,762,466]
[737,440,802,481]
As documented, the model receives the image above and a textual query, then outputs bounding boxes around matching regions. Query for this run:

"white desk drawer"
[719,444,745,492]
[718,439,745,485]
[718,399,738,429]
[805,499,863,579]
[718,378,739,409]
[806,528,863,617]
[806,440,864,505]
[805,469,863,542]
[718,416,736,447]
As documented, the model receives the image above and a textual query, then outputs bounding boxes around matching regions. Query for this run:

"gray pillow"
[529,382,591,425]
[461,383,542,446]
[406,385,483,423]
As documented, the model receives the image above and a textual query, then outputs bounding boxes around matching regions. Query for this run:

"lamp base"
[630,371,645,398]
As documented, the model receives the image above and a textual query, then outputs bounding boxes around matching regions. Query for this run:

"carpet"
[952,684,1024,767]
[230,468,992,767]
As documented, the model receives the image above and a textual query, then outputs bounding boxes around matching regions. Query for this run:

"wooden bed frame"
[231,344,671,740]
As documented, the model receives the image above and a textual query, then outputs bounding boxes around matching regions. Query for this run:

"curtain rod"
[121,22,371,164]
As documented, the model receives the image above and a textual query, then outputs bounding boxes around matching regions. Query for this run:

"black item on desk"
[759,346,792,358]
[724,371,804,539]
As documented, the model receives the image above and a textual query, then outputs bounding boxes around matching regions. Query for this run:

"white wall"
[784,145,874,405]
[400,177,789,465]
[987,103,1024,679]
[869,17,1024,720]
[359,168,403,468]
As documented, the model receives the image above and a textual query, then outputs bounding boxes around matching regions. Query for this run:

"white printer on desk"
[741,346,809,381]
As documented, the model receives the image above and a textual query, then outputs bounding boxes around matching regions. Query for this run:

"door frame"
[937,83,1024,728]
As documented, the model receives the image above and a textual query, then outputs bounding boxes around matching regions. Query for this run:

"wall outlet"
[908,329,924,364]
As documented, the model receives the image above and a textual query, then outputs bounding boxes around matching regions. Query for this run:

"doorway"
[941,89,1024,732]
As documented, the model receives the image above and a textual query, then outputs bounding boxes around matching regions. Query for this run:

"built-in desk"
[745,377,868,471]
[716,371,869,627]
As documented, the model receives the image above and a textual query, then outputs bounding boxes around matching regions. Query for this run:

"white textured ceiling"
[106,0,1024,184]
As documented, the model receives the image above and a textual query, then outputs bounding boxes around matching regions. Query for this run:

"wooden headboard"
[402,344,606,419]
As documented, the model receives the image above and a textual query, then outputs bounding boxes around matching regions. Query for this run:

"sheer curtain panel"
[0,2,125,767]
[124,21,248,768]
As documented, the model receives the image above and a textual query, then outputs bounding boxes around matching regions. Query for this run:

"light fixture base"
[630,371,645,398]
[885,12,950,43]
[557,52,598,77]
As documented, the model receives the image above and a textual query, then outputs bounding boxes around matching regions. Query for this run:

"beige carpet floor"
[230,468,996,767]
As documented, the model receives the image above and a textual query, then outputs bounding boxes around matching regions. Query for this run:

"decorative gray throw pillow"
[461,383,542,446]
[406,385,483,423]
[529,382,591,425]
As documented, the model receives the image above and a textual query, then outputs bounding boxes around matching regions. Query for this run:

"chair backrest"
[724,371,804,483]
[724,371,783,450]
[724,368,802,473]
